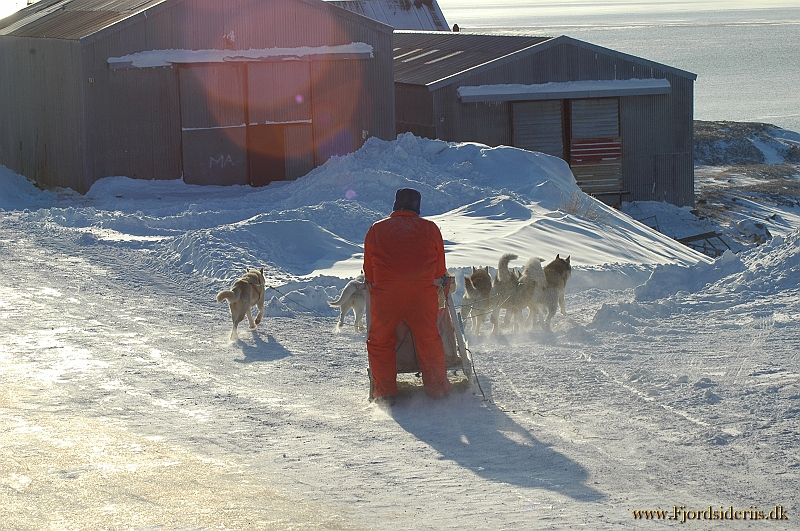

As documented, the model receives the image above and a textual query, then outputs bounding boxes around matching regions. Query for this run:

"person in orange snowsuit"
[363,188,452,405]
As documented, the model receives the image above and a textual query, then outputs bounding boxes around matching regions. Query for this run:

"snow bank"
[2,134,709,307]
[590,228,800,333]
[0,165,56,210]
[633,249,746,301]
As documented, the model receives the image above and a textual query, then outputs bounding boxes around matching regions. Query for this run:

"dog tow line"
[266,285,333,318]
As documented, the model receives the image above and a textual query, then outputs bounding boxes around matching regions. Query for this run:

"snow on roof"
[107,43,374,69]
[328,0,449,31]
[457,78,672,103]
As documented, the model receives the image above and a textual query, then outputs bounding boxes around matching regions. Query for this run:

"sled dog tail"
[497,252,518,283]
[328,282,360,307]
[216,289,240,303]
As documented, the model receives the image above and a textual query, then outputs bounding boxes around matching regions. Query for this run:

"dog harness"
[248,281,264,304]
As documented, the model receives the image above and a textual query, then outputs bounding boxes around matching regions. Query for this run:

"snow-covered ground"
[1,126,799,529]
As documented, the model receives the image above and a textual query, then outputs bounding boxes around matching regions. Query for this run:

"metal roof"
[327,0,449,31]
[0,0,392,41]
[0,0,166,39]
[393,31,553,87]
[394,32,696,89]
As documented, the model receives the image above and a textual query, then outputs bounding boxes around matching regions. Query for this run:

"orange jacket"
[363,211,446,286]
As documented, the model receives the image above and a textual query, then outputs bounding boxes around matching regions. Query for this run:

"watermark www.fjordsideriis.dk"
[631,505,789,523]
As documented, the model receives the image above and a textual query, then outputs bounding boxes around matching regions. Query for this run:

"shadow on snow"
[391,390,604,503]
[234,332,293,363]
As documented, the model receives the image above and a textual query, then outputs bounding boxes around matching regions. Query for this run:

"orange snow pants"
[367,282,451,399]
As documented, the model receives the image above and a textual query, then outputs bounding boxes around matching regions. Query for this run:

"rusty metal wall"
[395,82,436,138]
[437,99,511,147]
[81,46,183,189]
[311,59,360,163]
[0,36,86,190]
[284,124,315,180]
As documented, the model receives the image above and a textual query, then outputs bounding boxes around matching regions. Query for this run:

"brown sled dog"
[216,267,266,340]
[462,266,493,334]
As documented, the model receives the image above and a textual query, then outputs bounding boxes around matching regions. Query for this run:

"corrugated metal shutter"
[571,98,619,139]
[512,100,563,158]
[569,98,623,196]
[179,65,247,186]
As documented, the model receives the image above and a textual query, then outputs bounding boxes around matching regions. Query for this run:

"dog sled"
[365,276,475,400]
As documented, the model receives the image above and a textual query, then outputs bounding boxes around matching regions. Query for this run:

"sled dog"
[490,253,524,334]
[537,254,572,330]
[216,267,266,340]
[462,266,493,334]
[328,273,367,332]
[517,256,547,328]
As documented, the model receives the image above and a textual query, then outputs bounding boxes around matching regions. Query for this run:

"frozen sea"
[439,1,800,133]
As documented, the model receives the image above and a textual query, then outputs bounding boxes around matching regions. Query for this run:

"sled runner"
[365,276,475,400]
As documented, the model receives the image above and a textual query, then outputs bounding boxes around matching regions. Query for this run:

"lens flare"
[179,6,366,173]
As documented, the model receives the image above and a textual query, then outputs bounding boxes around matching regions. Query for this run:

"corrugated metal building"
[0,0,395,193]
[327,0,449,31]
[394,31,697,207]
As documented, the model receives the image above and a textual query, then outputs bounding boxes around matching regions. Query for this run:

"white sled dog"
[536,254,572,330]
[216,267,266,340]
[517,256,547,328]
[328,273,367,332]
[462,266,493,334]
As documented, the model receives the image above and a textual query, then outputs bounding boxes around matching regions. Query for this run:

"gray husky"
[216,267,266,340]
[462,266,493,334]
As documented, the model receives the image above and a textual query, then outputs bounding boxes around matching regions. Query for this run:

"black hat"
[393,188,421,214]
